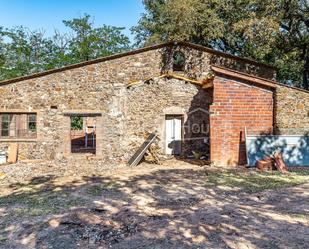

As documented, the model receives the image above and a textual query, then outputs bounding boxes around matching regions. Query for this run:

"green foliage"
[0,14,130,81]
[133,0,309,88]
[63,14,130,62]
[0,26,55,80]
[71,116,83,130]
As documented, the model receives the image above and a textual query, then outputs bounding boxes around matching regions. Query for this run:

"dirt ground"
[0,160,308,249]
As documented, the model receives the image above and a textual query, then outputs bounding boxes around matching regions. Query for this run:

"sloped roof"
[211,66,309,94]
[0,41,275,86]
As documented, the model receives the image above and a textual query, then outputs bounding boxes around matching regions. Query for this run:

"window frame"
[1,114,12,137]
[0,112,37,140]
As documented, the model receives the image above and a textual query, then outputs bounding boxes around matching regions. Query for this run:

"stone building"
[0,41,309,166]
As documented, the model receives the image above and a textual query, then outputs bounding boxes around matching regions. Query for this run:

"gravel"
[0,159,127,185]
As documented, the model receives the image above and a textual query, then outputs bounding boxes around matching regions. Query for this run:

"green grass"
[86,181,121,196]
[289,213,307,220]
[0,187,87,217]
[204,169,309,192]
[0,179,121,222]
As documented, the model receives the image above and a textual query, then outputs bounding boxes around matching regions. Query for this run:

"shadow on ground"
[0,164,308,249]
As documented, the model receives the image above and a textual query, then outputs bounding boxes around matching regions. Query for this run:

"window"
[0,113,37,139]
[173,51,186,71]
[28,114,37,132]
[1,114,11,137]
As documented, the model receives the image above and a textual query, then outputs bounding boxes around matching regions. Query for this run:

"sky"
[0,0,145,42]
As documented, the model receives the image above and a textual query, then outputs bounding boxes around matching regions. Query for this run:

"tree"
[0,27,6,77]
[63,14,130,63]
[0,14,130,81]
[132,0,309,89]
[0,26,54,80]
[277,0,309,88]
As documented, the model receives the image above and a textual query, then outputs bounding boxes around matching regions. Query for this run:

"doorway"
[70,116,96,154]
[165,115,183,155]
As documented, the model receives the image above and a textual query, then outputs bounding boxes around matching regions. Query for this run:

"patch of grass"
[0,178,122,221]
[0,187,88,217]
[204,169,309,192]
[86,182,121,196]
[288,213,308,220]
[0,235,7,242]
[24,196,87,216]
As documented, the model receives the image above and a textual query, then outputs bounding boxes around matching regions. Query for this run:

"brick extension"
[210,74,274,166]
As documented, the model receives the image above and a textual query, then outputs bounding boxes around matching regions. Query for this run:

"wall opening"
[172,51,186,72]
[165,115,183,155]
[70,116,96,154]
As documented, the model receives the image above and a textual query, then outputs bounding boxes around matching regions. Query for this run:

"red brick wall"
[210,76,274,166]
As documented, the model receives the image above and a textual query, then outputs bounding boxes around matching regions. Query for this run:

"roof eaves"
[211,65,309,94]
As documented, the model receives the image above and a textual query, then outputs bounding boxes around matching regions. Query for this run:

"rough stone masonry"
[0,41,308,166]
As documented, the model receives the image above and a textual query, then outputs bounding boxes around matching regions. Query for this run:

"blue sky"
[0,0,145,42]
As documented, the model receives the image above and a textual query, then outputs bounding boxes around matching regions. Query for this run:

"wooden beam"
[202,82,214,89]
[127,72,214,88]
[164,73,204,86]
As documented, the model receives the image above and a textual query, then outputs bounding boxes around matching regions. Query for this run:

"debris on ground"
[56,210,139,246]
[256,156,274,171]
[274,150,289,173]
[144,144,162,165]
[128,133,157,167]
[256,150,288,173]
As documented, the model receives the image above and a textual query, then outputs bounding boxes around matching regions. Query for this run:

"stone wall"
[0,48,164,162]
[124,78,212,159]
[210,75,274,166]
[160,45,276,80]
[275,85,309,135]
[0,43,276,163]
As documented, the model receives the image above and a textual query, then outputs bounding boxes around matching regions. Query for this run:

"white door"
[165,116,182,155]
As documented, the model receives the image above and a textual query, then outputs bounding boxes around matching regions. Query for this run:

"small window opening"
[173,51,186,71]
